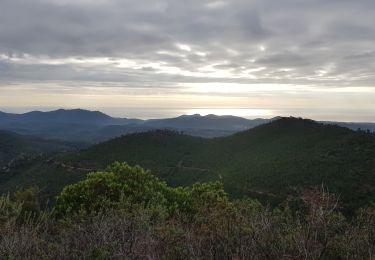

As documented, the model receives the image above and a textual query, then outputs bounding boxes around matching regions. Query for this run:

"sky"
[0,0,374,121]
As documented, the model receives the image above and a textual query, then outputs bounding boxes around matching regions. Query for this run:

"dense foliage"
[0,130,78,170]
[55,162,227,217]
[2,118,374,213]
[0,163,374,259]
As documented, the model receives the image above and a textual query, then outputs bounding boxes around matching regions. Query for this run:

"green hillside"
[0,130,78,168]
[1,118,374,210]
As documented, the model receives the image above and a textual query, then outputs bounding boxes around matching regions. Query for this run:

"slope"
[1,118,374,210]
[0,130,79,168]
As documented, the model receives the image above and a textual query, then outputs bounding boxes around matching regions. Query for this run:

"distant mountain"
[0,109,272,142]
[1,109,374,143]
[0,109,141,126]
[322,121,375,132]
[0,109,144,143]
[144,114,271,131]
[2,117,374,212]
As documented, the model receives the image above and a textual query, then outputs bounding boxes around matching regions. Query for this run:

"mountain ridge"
[0,109,374,143]
[0,109,273,141]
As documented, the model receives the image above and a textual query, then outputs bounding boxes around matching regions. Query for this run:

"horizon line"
[1,107,375,124]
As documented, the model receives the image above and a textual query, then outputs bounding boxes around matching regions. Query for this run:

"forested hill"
[1,117,374,211]
[0,130,78,169]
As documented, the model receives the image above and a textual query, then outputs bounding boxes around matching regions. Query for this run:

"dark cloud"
[0,0,374,88]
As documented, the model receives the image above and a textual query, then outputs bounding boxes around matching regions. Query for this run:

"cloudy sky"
[0,0,374,121]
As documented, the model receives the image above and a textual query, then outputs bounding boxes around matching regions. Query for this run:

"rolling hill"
[0,109,142,143]
[0,109,272,142]
[1,109,374,143]
[0,130,79,169]
[143,114,269,131]
[0,109,140,125]
[1,117,374,211]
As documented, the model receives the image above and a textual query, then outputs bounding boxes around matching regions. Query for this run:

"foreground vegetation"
[1,163,374,259]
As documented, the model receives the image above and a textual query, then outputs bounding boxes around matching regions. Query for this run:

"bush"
[0,163,374,259]
[0,195,23,228]
[55,162,170,215]
[13,186,40,215]
[55,162,230,218]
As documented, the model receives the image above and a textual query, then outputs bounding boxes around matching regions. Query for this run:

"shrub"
[55,162,170,215]
[13,186,40,215]
[0,163,374,259]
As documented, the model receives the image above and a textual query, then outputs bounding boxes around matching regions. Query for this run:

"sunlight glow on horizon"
[1,81,374,122]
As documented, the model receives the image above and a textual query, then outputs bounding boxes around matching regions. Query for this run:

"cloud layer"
[0,0,374,120]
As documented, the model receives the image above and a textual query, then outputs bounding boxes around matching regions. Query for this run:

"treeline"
[0,163,374,259]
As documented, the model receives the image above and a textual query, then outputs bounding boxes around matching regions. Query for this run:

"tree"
[55,162,170,215]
